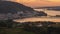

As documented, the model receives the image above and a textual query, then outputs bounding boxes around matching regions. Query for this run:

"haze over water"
[34,9,60,16]
[14,9,60,23]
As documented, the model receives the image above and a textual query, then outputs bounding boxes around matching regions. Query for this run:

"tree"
[0,19,13,28]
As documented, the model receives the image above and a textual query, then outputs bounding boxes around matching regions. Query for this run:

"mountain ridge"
[0,1,34,13]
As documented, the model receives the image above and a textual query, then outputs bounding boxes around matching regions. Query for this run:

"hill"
[0,1,34,13]
[0,1,47,19]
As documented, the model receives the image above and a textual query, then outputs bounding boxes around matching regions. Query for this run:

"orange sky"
[11,0,60,7]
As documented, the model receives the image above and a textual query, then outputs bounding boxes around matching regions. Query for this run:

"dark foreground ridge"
[0,20,60,34]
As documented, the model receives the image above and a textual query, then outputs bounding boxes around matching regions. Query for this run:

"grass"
[0,28,35,34]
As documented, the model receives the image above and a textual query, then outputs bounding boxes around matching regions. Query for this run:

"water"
[34,9,60,16]
[13,17,60,23]
[14,9,60,23]
[45,10,60,16]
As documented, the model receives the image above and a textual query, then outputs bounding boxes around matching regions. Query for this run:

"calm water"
[14,9,60,23]
[14,17,60,23]
[34,9,60,16]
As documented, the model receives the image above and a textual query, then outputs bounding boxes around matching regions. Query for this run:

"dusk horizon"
[0,0,60,34]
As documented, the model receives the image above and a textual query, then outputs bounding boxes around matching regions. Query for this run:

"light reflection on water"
[14,9,60,23]
[45,10,60,16]
[34,9,60,16]
[14,17,60,23]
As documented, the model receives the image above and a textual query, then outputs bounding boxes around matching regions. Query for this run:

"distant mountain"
[0,1,34,13]
[36,6,60,11]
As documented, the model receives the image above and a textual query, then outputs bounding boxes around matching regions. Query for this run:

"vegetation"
[0,20,35,34]
[22,21,60,34]
[0,20,60,34]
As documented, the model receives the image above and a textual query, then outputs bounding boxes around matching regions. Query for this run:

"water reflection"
[14,17,60,23]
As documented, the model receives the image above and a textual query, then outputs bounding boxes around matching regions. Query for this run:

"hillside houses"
[0,13,18,20]
[0,1,48,20]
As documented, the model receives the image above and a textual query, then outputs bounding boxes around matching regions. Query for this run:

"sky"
[13,0,60,7]
[2,0,60,7]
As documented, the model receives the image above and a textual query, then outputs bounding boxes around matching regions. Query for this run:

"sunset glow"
[47,0,60,2]
[12,0,60,7]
